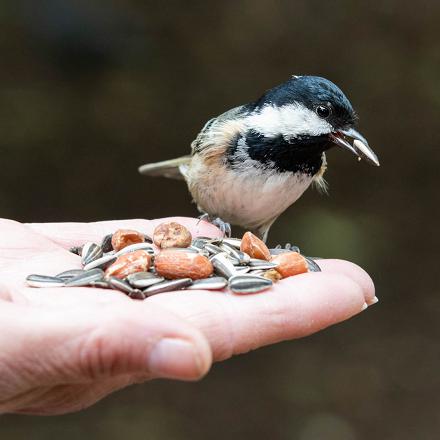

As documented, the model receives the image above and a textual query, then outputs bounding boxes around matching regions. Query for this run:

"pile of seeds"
[26,222,320,299]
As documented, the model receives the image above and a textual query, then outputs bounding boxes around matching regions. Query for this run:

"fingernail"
[370,296,379,305]
[361,302,368,311]
[149,338,204,380]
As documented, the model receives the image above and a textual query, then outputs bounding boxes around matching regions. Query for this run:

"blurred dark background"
[1,0,439,438]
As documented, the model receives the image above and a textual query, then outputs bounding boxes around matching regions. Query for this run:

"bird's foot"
[273,243,301,253]
[197,214,232,238]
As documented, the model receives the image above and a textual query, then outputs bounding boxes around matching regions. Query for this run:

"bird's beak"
[329,128,380,166]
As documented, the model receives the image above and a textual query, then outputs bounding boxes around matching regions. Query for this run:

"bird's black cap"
[252,75,357,129]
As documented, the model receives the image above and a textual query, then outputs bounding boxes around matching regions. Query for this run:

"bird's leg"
[197,213,232,238]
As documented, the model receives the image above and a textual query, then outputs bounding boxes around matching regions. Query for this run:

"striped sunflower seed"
[83,254,117,271]
[100,234,114,253]
[89,280,112,289]
[106,276,137,295]
[203,243,224,256]
[125,271,165,288]
[248,259,279,270]
[220,237,242,249]
[228,274,273,294]
[185,276,227,290]
[81,242,103,266]
[26,274,65,288]
[219,242,250,265]
[210,252,237,279]
[69,246,82,256]
[56,269,86,280]
[191,238,210,249]
[114,242,155,257]
[144,278,192,296]
[64,269,104,287]
[234,266,251,274]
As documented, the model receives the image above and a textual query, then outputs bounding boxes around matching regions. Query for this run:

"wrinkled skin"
[0,217,375,415]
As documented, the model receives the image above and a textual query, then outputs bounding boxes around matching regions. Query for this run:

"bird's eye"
[316,105,331,119]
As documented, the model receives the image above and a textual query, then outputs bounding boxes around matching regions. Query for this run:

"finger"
[147,271,366,361]
[26,217,221,249]
[10,374,135,415]
[317,259,376,305]
[0,299,212,408]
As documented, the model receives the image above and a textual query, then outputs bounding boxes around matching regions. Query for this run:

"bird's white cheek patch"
[245,103,332,139]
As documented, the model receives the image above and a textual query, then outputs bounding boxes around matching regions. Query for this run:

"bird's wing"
[139,105,247,180]
[191,105,247,155]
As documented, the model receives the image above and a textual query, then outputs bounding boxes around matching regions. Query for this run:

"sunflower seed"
[56,269,86,280]
[114,242,155,257]
[89,280,112,289]
[220,238,242,249]
[185,277,227,290]
[81,242,103,266]
[125,271,165,288]
[129,290,146,300]
[192,238,210,249]
[195,236,214,241]
[191,238,209,250]
[210,252,237,279]
[236,251,251,265]
[100,234,114,253]
[248,259,279,269]
[305,257,321,272]
[69,246,82,256]
[64,269,104,287]
[248,269,265,276]
[189,245,209,255]
[228,274,273,294]
[106,276,136,295]
[204,243,224,255]
[26,274,65,288]
[234,266,251,274]
[83,254,117,271]
[219,242,250,264]
[144,278,192,296]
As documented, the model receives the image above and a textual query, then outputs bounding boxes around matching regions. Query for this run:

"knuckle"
[77,328,114,380]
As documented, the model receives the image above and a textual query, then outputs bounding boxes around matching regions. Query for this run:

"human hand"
[0,217,376,415]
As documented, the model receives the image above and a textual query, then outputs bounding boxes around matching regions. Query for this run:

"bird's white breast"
[187,155,314,231]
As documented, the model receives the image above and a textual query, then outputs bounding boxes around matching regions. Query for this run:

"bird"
[139,75,379,242]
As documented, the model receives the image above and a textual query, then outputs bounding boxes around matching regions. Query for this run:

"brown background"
[1,1,439,438]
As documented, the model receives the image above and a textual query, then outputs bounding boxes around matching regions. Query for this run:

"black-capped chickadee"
[139,75,379,241]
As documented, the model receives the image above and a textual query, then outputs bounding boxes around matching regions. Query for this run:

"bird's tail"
[138,156,191,180]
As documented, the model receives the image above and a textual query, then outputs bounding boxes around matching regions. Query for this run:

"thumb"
[0,299,212,394]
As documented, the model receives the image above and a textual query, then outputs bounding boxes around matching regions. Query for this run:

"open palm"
[0,217,375,415]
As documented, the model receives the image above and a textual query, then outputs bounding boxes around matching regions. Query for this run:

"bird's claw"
[197,214,232,238]
[212,217,232,237]
[274,243,301,253]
